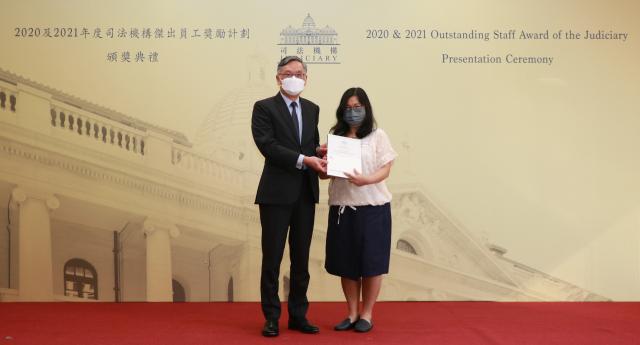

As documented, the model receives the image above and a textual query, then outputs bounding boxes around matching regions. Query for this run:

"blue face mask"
[344,107,366,126]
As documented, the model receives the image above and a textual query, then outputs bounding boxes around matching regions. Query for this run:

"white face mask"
[280,76,305,96]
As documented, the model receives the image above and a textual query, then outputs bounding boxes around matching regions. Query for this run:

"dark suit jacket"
[252,93,320,205]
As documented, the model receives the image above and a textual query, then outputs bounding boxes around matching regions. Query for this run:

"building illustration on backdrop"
[0,64,606,302]
[279,13,338,45]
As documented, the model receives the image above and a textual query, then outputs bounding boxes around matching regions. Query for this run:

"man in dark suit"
[251,56,327,337]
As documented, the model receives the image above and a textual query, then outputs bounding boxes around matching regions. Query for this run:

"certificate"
[327,134,362,178]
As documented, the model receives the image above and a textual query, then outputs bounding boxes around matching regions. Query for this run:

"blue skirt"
[324,203,392,280]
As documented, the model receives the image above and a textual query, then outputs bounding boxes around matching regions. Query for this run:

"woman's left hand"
[344,169,371,186]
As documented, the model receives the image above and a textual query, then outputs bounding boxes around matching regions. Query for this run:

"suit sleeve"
[251,101,301,171]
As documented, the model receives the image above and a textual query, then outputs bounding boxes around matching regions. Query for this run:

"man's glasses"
[279,73,306,79]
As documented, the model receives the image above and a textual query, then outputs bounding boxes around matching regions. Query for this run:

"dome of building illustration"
[302,13,316,29]
[193,56,274,173]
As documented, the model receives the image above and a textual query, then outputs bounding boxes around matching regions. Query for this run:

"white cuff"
[296,154,305,170]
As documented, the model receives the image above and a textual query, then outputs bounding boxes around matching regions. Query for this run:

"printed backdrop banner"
[0,1,638,302]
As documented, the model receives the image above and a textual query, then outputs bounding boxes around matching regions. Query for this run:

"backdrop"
[0,0,638,302]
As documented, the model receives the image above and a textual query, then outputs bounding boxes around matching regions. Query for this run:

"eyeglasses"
[279,72,306,79]
[346,106,364,111]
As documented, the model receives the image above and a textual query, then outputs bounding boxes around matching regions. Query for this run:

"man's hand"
[344,169,371,187]
[316,144,328,157]
[303,156,327,174]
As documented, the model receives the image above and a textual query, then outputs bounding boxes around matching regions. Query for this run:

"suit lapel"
[273,93,298,144]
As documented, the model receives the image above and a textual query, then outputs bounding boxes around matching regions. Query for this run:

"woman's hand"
[318,170,331,180]
[316,143,328,157]
[344,162,393,186]
[344,169,371,186]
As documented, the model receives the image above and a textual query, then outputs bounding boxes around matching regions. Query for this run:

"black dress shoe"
[354,319,373,333]
[334,318,357,331]
[288,319,320,334]
[262,320,279,337]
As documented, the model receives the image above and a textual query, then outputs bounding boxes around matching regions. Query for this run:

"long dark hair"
[330,87,377,138]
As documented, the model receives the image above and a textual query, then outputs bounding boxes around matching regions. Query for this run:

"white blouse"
[328,128,398,206]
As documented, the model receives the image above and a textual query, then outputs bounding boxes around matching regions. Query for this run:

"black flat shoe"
[262,320,279,337]
[354,319,373,333]
[288,319,320,334]
[334,318,357,331]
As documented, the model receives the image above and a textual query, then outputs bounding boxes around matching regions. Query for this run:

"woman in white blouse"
[320,87,397,333]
